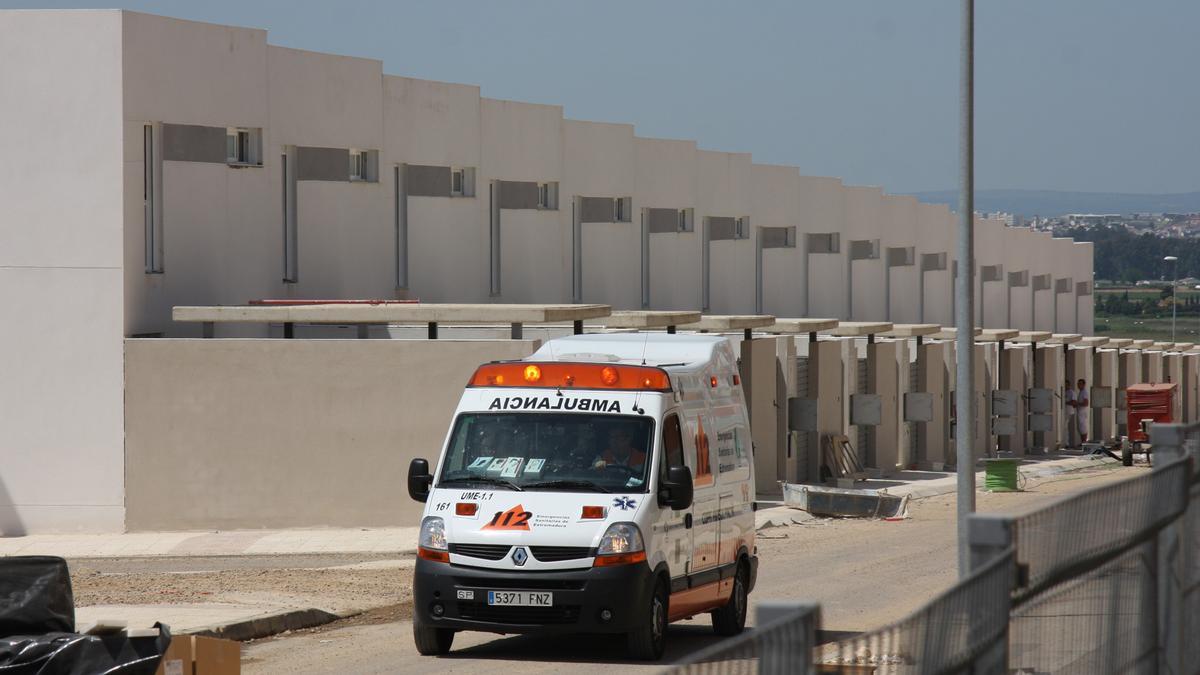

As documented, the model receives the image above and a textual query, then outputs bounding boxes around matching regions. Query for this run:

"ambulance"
[407,333,758,660]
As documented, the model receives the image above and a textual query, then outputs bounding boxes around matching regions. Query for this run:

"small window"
[225,127,261,166]
[614,196,632,223]
[350,149,367,181]
[735,216,750,240]
[448,167,476,197]
[660,413,685,484]
[451,169,464,196]
[537,181,559,210]
[677,208,694,232]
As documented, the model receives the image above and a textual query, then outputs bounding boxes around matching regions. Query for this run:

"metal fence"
[667,604,819,675]
[664,423,1200,674]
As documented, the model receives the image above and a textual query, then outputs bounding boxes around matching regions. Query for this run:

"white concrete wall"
[482,98,566,303]
[635,137,700,310]
[844,186,886,321]
[1073,241,1095,335]
[1031,231,1058,331]
[881,195,920,324]
[699,150,753,314]
[0,10,127,533]
[977,218,1008,329]
[1005,227,1036,330]
[916,203,954,326]
[754,164,803,317]
[564,120,638,309]
[384,76,486,303]
[797,176,846,319]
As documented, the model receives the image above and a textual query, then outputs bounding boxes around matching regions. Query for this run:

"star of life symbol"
[613,496,637,511]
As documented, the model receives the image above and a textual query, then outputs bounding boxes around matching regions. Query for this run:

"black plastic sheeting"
[0,557,171,674]
[0,625,171,675]
[0,557,74,637]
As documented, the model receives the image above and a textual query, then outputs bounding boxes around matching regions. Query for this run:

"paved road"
[242,464,1136,673]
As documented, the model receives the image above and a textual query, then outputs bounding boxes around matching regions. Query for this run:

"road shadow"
[440,624,863,666]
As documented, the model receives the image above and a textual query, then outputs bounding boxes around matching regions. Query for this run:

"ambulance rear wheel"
[627,579,668,660]
[413,622,455,656]
[711,561,748,636]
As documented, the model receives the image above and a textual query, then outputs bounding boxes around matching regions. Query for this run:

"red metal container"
[1126,383,1176,442]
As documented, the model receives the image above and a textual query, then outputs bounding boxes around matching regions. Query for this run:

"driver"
[592,425,646,472]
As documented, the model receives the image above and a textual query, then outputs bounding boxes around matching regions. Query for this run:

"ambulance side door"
[657,412,690,578]
[688,409,719,576]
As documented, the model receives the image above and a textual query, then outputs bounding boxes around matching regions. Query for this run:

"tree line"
[1054,223,1199,283]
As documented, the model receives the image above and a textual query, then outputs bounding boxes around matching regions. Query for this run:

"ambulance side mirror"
[408,458,433,502]
[660,465,693,511]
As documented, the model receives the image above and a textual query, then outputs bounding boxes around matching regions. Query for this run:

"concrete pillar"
[807,340,845,483]
[916,342,951,468]
[776,336,798,482]
[1184,353,1199,424]
[997,343,1029,456]
[1032,345,1063,451]
[974,343,994,460]
[1116,350,1142,438]
[1165,353,1184,422]
[740,337,783,494]
[1144,351,1164,384]
[1067,346,1094,445]
[1093,349,1118,442]
[867,340,900,475]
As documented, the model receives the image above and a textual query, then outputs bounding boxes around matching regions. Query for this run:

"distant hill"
[910,189,1200,217]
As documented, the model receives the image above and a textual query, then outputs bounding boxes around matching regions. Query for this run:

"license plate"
[487,590,553,606]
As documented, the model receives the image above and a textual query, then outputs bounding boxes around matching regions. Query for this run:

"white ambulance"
[407,333,758,660]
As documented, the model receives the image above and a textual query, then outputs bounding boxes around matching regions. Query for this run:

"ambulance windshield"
[437,413,654,493]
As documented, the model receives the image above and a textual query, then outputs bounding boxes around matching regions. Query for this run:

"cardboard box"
[155,635,241,675]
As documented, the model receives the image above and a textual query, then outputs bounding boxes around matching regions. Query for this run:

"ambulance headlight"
[597,522,644,555]
[419,516,447,551]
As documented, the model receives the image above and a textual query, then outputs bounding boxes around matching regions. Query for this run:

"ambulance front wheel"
[711,561,749,636]
[627,578,668,660]
[413,622,455,656]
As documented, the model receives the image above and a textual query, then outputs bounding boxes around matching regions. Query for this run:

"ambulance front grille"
[449,543,511,560]
[530,546,594,562]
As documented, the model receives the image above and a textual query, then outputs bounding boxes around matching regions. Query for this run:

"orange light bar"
[418,546,450,563]
[456,503,478,516]
[593,550,647,567]
[581,506,607,519]
[710,376,718,388]
[469,362,672,392]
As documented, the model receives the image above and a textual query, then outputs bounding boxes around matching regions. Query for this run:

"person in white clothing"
[1063,379,1076,448]
[1075,378,1090,445]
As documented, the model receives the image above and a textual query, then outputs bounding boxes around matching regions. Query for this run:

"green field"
[1094,315,1200,341]
[1094,286,1200,340]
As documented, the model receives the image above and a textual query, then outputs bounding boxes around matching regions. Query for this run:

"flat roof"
[931,327,984,340]
[594,310,702,329]
[1077,336,1109,348]
[1151,341,1175,350]
[761,318,840,334]
[1047,334,1083,345]
[1016,331,1054,343]
[979,329,1021,342]
[679,315,776,331]
[1174,343,1195,351]
[1130,340,1155,349]
[1105,338,1133,349]
[830,322,893,337]
[881,323,942,338]
[173,303,612,324]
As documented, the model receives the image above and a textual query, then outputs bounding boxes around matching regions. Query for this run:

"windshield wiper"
[524,479,612,493]
[440,476,523,491]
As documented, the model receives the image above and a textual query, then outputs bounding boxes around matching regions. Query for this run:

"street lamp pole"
[1165,256,1178,342]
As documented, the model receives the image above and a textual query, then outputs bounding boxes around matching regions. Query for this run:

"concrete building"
[1,10,1095,533]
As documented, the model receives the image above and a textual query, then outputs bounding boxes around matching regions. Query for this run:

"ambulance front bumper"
[414,558,657,635]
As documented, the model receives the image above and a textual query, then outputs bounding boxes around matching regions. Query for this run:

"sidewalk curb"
[188,606,357,642]
[903,455,1120,501]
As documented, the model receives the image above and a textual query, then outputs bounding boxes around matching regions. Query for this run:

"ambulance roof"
[529,334,729,373]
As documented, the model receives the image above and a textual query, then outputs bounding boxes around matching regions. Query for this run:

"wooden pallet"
[824,434,867,483]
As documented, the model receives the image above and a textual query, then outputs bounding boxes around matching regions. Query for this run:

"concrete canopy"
[931,327,984,340]
[173,303,612,324]
[1047,334,1083,345]
[680,314,776,331]
[831,321,893,337]
[596,310,702,329]
[1130,340,1155,349]
[881,323,941,338]
[1105,338,1133,349]
[978,329,1021,342]
[1016,331,1053,343]
[761,318,840,334]
[1077,336,1109,348]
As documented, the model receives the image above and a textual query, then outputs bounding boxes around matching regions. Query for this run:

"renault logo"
[512,547,528,566]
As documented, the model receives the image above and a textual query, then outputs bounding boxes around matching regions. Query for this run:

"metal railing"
[662,422,1200,673]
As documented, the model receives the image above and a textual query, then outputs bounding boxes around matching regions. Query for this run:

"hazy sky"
[7,0,1198,194]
